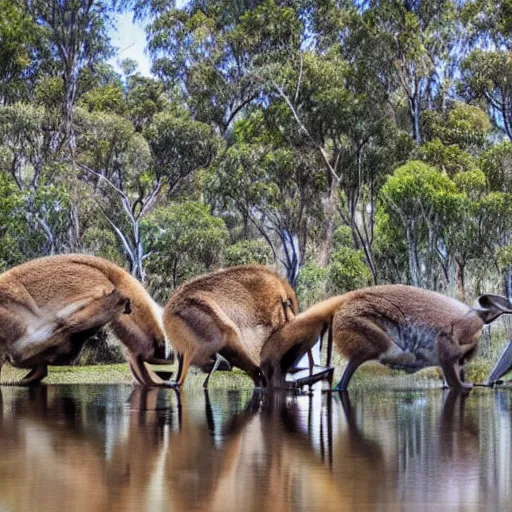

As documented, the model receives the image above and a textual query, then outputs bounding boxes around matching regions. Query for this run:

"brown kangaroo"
[261,285,512,390]
[162,265,298,388]
[0,254,171,387]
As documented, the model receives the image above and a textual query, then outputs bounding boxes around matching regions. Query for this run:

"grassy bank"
[0,357,502,389]
[0,363,254,388]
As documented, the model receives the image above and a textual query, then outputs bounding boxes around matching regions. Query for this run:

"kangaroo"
[261,285,512,390]
[162,265,298,388]
[0,254,172,387]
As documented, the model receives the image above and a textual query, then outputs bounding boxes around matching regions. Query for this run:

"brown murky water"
[0,385,511,511]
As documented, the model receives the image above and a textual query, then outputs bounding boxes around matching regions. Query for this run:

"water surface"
[0,385,511,511]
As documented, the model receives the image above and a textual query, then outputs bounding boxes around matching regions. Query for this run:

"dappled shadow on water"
[0,385,511,511]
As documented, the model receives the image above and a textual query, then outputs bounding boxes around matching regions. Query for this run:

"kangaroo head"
[473,294,512,324]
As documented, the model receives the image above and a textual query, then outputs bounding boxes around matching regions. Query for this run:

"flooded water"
[0,385,511,511]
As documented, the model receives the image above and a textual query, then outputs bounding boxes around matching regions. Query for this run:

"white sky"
[109,12,152,77]
[109,2,189,77]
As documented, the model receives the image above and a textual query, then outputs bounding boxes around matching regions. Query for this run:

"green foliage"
[0,0,42,100]
[498,245,512,270]
[79,84,125,114]
[0,102,46,156]
[478,192,512,248]
[34,77,64,110]
[416,139,478,176]
[479,142,512,192]
[373,208,409,282]
[75,107,151,176]
[462,0,512,42]
[125,76,167,131]
[224,240,273,266]
[144,202,229,290]
[297,226,371,303]
[0,172,25,269]
[461,50,512,139]
[81,228,124,265]
[328,247,372,295]
[208,133,323,282]
[444,103,492,146]
[382,160,458,213]
[422,102,491,149]
[296,262,329,308]
[453,169,488,197]
[333,226,353,248]
[146,110,218,181]
[231,0,301,64]
[381,161,469,287]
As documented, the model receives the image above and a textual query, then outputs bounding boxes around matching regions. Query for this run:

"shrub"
[224,239,273,266]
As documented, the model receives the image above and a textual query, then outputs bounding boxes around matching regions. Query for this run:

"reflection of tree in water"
[477,391,512,508]
[338,389,512,510]
[1,387,512,511]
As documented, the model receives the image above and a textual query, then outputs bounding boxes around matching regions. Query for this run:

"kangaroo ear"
[474,294,512,314]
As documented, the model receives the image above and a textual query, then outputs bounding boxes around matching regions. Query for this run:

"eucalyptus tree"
[380,160,458,288]
[74,104,217,280]
[141,0,294,133]
[143,201,229,296]
[316,0,462,144]
[0,0,43,103]
[479,142,512,294]
[24,0,121,147]
[0,102,72,256]
[208,113,324,286]
[460,51,512,141]
[462,0,512,48]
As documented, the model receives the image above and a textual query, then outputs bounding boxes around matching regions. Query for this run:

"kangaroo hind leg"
[176,350,193,387]
[167,299,241,388]
[334,318,393,391]
[438,335,473,390]
[129,355,168,388]
[440,360,472,390]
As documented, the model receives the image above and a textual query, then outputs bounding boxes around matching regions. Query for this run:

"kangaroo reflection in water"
[0,386,114,511]
[0,387,512,511]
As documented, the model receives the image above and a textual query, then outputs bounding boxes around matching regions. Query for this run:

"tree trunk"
[406,223,420,287]
[280,230,301,288]
[172,259,178,289]
[455,258,466,302]
[409,95,422,144]
[63,65,77,151]
[69,202,81,250]
[504,268,512,299]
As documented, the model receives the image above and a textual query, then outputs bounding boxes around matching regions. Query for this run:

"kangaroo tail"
[261,293,354,378]
[295,293,355,326]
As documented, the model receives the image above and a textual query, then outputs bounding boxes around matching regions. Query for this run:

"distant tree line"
[1,0,512,307]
